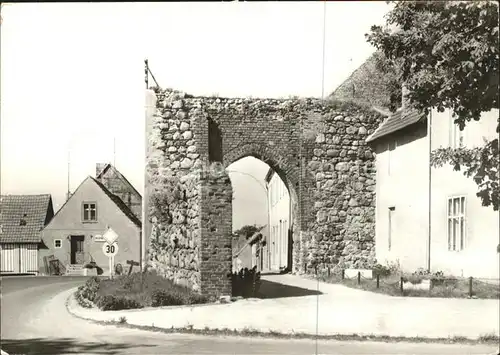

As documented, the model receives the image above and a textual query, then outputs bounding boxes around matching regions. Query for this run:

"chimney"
[96,163,107,178]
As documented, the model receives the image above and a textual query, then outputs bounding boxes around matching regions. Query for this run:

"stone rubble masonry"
[146,87,384,298]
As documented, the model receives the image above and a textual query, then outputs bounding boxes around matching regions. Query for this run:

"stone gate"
[145,87,384,298]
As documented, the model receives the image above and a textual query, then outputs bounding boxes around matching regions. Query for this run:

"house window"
[388,140,397,175]
[82,202,97,222]
[447,196,466,251]
[54,239,62,248]
[450,112,464,148]
[388,207,395,251]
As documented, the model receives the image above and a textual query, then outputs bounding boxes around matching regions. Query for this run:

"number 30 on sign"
[102,242,119,257]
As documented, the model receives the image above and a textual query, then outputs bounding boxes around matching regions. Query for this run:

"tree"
[233,225,263,240]
[366,1,499,211]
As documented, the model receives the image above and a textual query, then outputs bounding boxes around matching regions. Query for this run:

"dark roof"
[0,194,53,243]
[330,51,397,112]
[97,164,142,199]
[90,177,142,228]
[366,108,426,143]
[248,232,263,245]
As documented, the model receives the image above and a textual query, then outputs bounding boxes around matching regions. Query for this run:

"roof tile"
[90,178,142,228]
[366,108,426,143]
[0,194,52,243]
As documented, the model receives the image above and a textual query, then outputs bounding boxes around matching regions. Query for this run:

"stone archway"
[223,144,300,272]
[146,88,384,298]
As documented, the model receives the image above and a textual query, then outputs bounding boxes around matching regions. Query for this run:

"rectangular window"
[447,196,466,251]
[450,112,464,148]
[388,207,395,251]
[82,202,97,222]
[54,239,62,248]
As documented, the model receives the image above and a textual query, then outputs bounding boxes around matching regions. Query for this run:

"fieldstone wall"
[305,112,378,273]
[146,86,384,298]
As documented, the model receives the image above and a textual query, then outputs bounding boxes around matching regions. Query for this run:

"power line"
[225,169,268,195]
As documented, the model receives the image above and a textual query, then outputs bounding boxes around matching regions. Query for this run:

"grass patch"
[72,316,500,345]
[479,333,500,342]
[319,273,500,299]
[76,270,210,311]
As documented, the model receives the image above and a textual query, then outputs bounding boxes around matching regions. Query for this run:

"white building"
[367,99,499,279]
[264,169,291,272]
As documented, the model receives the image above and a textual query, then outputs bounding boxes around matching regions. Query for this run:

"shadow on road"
[256,280,322,299]
[1,338,157,355]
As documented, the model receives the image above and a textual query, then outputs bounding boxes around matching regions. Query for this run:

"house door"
[70,235,85,265]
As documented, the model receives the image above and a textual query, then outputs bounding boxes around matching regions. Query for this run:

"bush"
[95,295,143,311]
[229,266,261,298]
[372,264,391,277]
[75,285,94,308]
[75,270,211,311]
[151,288,209,307]
[151,289,186,307]
[413,267,431,276]
[74,276,101,308]
[402,273,424,285]
[92,270,209,310]
[402,270,448,285]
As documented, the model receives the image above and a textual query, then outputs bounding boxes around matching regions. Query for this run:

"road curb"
[64,289,500,346]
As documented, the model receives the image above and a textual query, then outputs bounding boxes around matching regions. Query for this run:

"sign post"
[101,227,119,279]
[102,241,119,279]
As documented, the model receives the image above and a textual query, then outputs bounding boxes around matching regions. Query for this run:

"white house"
[367,97,499,280]
[264,169,291,272]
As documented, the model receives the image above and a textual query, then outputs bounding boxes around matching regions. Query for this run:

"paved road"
[1,276,498,355]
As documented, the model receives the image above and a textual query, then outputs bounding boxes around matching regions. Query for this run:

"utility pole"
[145,59,149,89]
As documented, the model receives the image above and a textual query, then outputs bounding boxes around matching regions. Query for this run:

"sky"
[0,2,390,229]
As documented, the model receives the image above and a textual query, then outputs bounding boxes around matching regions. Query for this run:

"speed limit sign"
[102,242,119,257]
